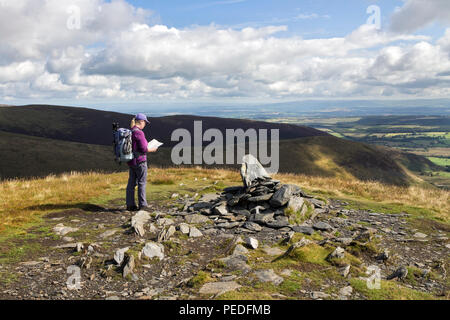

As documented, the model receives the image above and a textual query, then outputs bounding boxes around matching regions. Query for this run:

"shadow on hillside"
[25,203,108,212]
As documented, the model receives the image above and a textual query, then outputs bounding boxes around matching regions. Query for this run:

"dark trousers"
[126,161,148,208]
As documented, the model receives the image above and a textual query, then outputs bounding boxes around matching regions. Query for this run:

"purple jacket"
[127,126,148,166]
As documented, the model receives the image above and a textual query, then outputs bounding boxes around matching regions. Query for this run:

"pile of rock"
[185,154,326,233]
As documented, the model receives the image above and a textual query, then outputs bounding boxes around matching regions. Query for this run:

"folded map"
[148,139,164,150]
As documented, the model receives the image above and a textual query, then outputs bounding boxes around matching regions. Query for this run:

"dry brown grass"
[0,167,448,235]
[0,167,241,234]
[0,171,126,233]
[275,172,449,221]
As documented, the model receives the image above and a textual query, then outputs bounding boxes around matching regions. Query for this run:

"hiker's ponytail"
[130,117,136,128]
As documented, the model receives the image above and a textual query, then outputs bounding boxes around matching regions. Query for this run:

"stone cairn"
[184,154,327,235]
[120,155,328,278]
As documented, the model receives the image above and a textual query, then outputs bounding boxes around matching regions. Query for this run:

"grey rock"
[53,224,79,236]
[281,231,295,245]
[203,228,219,235]
[156,217,175,227]
[220,255,251,272]
[251,213,275,224]
[269,184,302,207]
[263,246,284,256]
[247,194,274,202]
[100,229,119,239]
[131,210,152,237]
[227,196,241,207]
[114,247,130,265]
[178,223,190,234]
[387,266,408,280]
[260,179,280,187]
[191,202,213,211]
[185,214,209,224]
[313,221,333,231]
[216,222,240,229]
[199,193,221,202]
[148,223,158,233]
[221,275,237,282]
[213,203,231,216]
[53,243,78,249]
[306,198,326,208]
[240,154,271,188]
[199,281,241,295]
[313,208,328,216]
[327,247,345,260]
[122,255,135,279]
[243,222,262,232]
[245,237,259,249]
[265,216,290,229]
[230,207,251,217]
[376,250,389,262]
[413,232,427,239]
[157,225,176,242]
[20,261,42,266]
[311,291,330,300]
[232,244,249,256]
[265,220,291,229]
[280,269,292,277]
[254,269,284,285]
[142,242,165,260]
[76,243,84,253]
[339,264,351,278]
[292,225,314,235]
[278,238,312,259]
[189,226,203,238]
[335,238,353,246]
[287,196,305,213]
[339,286,353,296]
[223,186,244,194]
[354,230,372,242]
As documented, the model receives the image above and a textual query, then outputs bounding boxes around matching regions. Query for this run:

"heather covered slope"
[0,105,443,186]
[0,105,328,147]
[0,131,121,180]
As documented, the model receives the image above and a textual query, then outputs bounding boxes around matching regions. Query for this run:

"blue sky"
[1,0,450,107]
[128,0,445,39]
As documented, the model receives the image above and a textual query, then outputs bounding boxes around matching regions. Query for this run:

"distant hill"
[0,104,442,185]
[0,105,327,147]
[0,131,119,179]
[353,115,450,127]
[277,136,415,185]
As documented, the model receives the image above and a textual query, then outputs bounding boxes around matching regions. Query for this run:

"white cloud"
[0,0,152,62]
[295,13,330,20]
[390,0,450,33]
[0,0,449,102]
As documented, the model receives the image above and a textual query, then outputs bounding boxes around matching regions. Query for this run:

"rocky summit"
[0,157,448,301]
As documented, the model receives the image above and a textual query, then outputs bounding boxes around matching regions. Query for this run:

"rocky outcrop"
[177,156,331,238]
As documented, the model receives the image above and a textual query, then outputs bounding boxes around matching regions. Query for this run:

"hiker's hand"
[148,147,158,153]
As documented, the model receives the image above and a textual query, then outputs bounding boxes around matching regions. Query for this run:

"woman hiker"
[126,113,159,211]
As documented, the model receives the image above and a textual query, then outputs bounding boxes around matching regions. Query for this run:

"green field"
[267,115,450,189]
[427,157,450,166]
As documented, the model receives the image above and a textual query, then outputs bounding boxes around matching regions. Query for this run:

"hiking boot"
[126,205,139,212]
[139,205,151,211]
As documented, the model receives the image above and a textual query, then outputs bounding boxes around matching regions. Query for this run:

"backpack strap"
[131,127,146,158]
